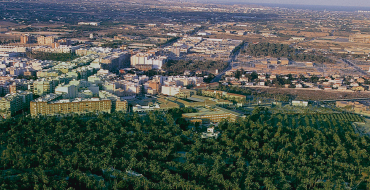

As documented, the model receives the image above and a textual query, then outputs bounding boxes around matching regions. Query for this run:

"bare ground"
[248,86,370,101]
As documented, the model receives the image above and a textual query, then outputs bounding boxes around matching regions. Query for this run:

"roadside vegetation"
[26,52,79,62]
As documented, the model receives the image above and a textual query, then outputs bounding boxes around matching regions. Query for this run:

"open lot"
[248,86,370,101]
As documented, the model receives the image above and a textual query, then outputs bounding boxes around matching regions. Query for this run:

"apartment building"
[0,91,33,118]
[37,36,55,45]
[30,79,59,96]
[67,66,95,80]
[148,80,161,94]
[0,46,28,57]
[116,99,128,112]
[99,91,128,112]
[37,70,61,78]
[280,58,289,65]
[166,76,203,86]
[20,35,30,44]
[30,95,112,116]
[55,84,78,99]
[100,52,130,72]
[130,53,167,70]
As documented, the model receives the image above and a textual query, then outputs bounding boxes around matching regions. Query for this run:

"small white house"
[202,127,221,139]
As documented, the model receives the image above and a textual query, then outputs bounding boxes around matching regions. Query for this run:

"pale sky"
[209,0,370,7]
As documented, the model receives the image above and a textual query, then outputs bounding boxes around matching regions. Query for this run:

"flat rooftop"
[183,110,228,117]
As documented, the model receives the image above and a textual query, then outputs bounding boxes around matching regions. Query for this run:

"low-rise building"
[78,22,100,26]
[279,58,289,65]
[201,90,246,102]
[292,100,308,107]
[201,127,221,139]
[349,33,370,43]
[289,37,306,41]
[182,106,244,123]
[336,101,370,114]
[352,86,366,91]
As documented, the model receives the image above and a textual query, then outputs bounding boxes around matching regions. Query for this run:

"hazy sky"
[210,0,370,7]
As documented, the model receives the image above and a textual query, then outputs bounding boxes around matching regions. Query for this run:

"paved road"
[210,42,248,83]
[210,63,232,83]
[160,27,203,49]
[320,97,370,102]
[343,59,369,76]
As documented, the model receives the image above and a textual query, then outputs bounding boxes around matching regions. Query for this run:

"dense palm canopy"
[1,108,370,189]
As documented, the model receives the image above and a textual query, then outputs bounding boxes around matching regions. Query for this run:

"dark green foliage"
[16,75,37,80]
[176,117,189,131]
[1,108,370,189]
[271,74,293,87]
[231,41,245,55]
[245,42,334,63]
[161,37,180,46]
[203,73,216,83]
[163,59,228,75]
[0,39,20,45]
[16,27,48,32]
[26,52,79,62]
[101,41,123,48]
[246,42,294,58]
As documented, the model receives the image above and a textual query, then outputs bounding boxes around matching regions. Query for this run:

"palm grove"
[244,42,334,64]
[2,106,370,189]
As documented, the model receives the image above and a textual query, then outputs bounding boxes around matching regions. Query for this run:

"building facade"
[37,36,55,45]
[130,53,167,70]
[30,97,112,116]
[0,91,33,118]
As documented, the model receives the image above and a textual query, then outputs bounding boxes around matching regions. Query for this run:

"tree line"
[162,59,228,75]
[245,42,334,63]
[26,52,79,62]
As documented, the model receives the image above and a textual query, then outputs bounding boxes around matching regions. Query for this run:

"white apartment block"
[130,53,167,70]
[161,85,182,96]
[55,84,78,99]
